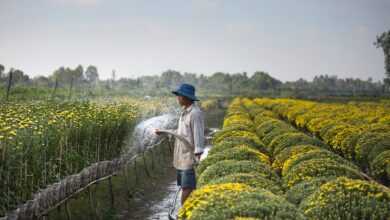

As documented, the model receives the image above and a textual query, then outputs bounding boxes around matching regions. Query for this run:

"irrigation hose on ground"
[168,186,181,220]
[157,130,197,220]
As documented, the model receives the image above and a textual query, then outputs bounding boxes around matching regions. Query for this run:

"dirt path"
[119,167,181,220]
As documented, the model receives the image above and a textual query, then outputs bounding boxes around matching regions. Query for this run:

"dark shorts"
[176,168,196,189]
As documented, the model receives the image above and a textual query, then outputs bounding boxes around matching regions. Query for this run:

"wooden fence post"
[5,69,13,101]
[108,177,114,209]
[52,78,58,100]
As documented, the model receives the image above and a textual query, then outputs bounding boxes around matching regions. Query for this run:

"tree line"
[1,29,389,100]
[0,64,387,100]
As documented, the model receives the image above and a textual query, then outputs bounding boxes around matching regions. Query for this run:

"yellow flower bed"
[300,177,390,219]
[196,146,270,177]
[179,183,305,220]
[197,98,390,219]
[0,98,166,216]
[253,98,390,184]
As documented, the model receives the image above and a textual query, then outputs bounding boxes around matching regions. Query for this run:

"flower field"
[179,98,390,220]
[0,98,170,216]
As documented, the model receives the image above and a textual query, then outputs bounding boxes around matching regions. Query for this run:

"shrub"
[379,115,390,125]
[213,130,262,147]
[317,121,340,140]
[207,141,259,156]
[355,132,390,168]
[332,127,362,160]
[223,114,253,129]
[363,123,390,133]
[253,111,278,125]
[220,123,254,132]
[261,129,294,148]
[282,158,364,188]
[255,119,294,141]
[370,150,390,184]
[196,146,270,176]
[269,132,326,156]
[272,145,321,173]
[234,217,261,220]
[300,177,390,220]
[198,160,279,187]
[320,124,351,147]
[216,136,267,153]
[178,183,305,220]
[281,149,359,177]
[206,173,283,195]
[285,176,336,205]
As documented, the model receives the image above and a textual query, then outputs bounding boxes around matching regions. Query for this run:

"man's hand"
[195,153,203,161]
[154,128,162,135]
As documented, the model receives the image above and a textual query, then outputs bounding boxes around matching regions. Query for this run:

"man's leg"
[179,168,196,205]
[181,187,193,205]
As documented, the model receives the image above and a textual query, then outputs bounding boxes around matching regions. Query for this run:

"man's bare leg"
[181,187,193,205]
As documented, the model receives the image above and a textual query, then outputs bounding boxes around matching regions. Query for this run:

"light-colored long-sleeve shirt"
[173,103,205,170]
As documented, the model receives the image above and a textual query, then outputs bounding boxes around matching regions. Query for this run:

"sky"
[0,0,389,81]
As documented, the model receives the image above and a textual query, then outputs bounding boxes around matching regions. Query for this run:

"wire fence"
[1,137,174,220]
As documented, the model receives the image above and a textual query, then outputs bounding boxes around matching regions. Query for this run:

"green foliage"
[207,140,257,156]
[355,132,390,168]
[285,177,336,205]
[179,183,305,220]
[255,118,294,141]
[222,115,254,129]
[213,130,263,148]
[283,158,364,188]
[196,146,270,176]
[253,111,278,125]
[269,132,326,156]
[300,177,390,220]
[198,160,279,187]
[281,149,359,177]
[272,145,321,173]
[206,173,283,195]
[375,30,390,83]
[221,136,267,151]
[0,100,139,215]
[370,150,390,184]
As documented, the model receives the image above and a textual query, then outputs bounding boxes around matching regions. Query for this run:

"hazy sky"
[1,0,389,81]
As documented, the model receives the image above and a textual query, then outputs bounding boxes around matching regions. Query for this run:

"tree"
[0,64,4,79]
[11,69,30,85]
[32,76,50,87]
[375,30,390,88]
[251,71,282,90]
[51,65,84,87]
[160,70,183,89]
[73,65,84,84]
[230,72,250,94]
[85,65,99,85]
[182,72,198,85]
[52,67,69,86]
[208,72,232,93]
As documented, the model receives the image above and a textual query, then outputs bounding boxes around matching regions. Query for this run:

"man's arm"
[154,128,177,135]
[192,111,205,158]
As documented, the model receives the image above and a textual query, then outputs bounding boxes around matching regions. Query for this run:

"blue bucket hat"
[172,83,199,101]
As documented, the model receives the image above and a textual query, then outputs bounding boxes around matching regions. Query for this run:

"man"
[155,83,205,205]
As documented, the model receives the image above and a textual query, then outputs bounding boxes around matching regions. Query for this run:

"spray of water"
[132,113,179,153]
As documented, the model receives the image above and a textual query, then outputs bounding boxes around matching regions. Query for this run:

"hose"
[168,186,181,220]
[159,129,200,219]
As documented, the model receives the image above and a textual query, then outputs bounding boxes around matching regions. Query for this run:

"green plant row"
[240,98,390,220]
[0,98,169,217]
[179,97,390,220]
[253,98,390,185]
[179,98,305,220]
